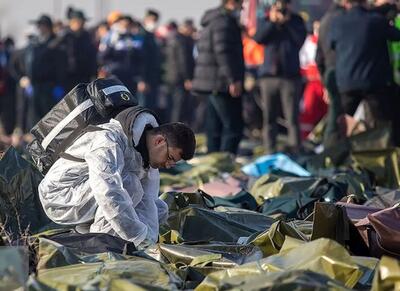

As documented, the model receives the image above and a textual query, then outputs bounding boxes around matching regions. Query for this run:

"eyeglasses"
[165,138,177,165]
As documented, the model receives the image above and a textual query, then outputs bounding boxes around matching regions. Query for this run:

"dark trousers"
[206,93,243,155]
[323,68,343,147]
[341,87,396,145]
[0,93,16,135]
[32,83,56,125]
[391,85,400,146]
[168,83,193,124]
[341,87,393,127]
[259,77,302,154]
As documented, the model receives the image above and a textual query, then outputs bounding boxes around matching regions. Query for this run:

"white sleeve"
[135,168,169,242]
[144,168,169,223]
[85,137,148,245]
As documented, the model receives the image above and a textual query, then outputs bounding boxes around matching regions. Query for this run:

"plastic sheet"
[0,147,50,237]
[242,153,312,177]
[196,238,364,290]
[372,256,400,291]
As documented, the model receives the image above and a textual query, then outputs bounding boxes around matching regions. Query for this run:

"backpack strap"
[58,125,105,163]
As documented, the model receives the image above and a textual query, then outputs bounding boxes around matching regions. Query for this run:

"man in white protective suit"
[38,106,196,246]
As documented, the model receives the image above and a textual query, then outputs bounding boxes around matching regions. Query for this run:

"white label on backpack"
[102,85,130,96]
[41,99,94,150]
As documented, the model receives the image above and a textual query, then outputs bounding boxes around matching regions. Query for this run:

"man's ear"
[154,134,166,146]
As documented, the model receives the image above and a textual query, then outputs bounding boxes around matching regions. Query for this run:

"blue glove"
[24,85,34,98]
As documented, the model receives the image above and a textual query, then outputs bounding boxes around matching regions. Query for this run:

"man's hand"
[19,76,30,89]
[137,81,149,93]
[229,81,243,98]
[184,80,192,91]
[322,88,330,105]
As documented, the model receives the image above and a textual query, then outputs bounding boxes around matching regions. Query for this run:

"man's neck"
[136,128,151,169]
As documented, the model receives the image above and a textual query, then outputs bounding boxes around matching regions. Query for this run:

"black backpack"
[27,77,140,174]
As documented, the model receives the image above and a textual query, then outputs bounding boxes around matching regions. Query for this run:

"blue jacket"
[254,13,306,78]
[98,30,147,91]
[329,5,400,93]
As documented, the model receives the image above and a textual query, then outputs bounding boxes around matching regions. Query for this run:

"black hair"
[118,15,134,24]
[168,21,178,30]
[346,0,366,4]
[150,123,196,160]
[183,18,194,27]
[146,9,160,21]
[222,0,243,4]
[97,21,109,29]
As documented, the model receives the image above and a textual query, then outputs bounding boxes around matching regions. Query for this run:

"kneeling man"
[38,106,196,245]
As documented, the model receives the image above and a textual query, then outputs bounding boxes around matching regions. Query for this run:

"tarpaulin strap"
[41,99,94,150]
[59,152,85,163]
[58,125,105,163]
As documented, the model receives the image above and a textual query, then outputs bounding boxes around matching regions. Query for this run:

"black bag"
[0,147,51,238]
[27,77,138,174]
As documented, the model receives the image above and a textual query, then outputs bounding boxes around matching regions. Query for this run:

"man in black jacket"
[192,0,245,155]
[315,0,345,147]
[57,9,97,91]
[330,0,400,132]
[140,9,162,113]
[254,0,306,154]
[21,15,67,127]
[165,21,195,123]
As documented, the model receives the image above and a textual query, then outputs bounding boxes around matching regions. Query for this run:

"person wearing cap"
[18,14,67,127]
[57,8,97,91]
[254,0,307,154]
[38,107,196,246]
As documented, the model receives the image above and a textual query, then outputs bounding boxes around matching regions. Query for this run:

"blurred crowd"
[0,7,200,149]
[0,0,400,155]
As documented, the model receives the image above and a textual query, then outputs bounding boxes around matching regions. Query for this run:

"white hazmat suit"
[38,113,168,245]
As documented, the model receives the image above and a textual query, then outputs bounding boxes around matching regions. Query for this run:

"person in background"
[371,0,400,146]
[315,0,345,147]
[165,20,195,124]
[143,9,160,34]
[139,9,163,115]
[254,0,307,154]
[329,0,400,143]
[57,8,97,91]
[9,31,34,135]
[98,15,145,94]
[0,37,17,144]
[371,0,399,21]
[53,20,67,36]
[19,15,67,128]
[299,20,327,140]
[92,21,109,51]
[192,0,245,155]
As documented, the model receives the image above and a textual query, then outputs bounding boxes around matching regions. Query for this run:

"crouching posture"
[38,107,196,245]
